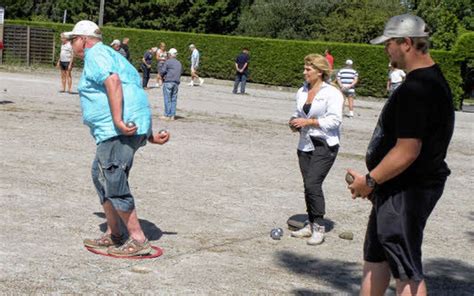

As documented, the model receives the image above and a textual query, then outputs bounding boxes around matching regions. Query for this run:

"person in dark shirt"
[140,47,156,89]
[232,47,250,94]
[347,14,455,295]
[121,37,130,61]
[159,48,182,121]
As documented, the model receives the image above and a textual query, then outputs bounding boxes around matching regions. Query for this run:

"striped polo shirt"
[337,67,358,89]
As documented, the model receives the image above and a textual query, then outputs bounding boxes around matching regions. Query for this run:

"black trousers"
[141,63,151,88]
[297,137,338,224]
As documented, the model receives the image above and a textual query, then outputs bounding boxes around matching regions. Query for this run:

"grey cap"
[370,14,429,44]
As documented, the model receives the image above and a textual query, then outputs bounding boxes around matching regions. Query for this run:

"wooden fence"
[2,24,55,65]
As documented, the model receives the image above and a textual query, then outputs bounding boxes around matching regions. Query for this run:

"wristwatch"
[365,173,378,189]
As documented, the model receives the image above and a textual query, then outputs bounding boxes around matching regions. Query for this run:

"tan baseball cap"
[110,39,121,46]
[63,20,102,40]
[168,48,178,56]
[370,14,429,45]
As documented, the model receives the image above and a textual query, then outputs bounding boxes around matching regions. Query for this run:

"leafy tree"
[320,0,405,44]
[235,0,338,40]
[413,0,473,50]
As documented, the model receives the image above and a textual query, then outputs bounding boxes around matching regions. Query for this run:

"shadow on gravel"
[0,100,14,105]
[277,251,362,294]
[93,212,169,242]
[278,251,474,295]
[424,258,474,295]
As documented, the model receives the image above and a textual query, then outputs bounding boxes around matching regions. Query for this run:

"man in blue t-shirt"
[141,47,156,89]
[233,47,250,94]
[64,20,170,257]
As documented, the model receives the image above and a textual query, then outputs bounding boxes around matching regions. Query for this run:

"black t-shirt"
[235,53,250,73]
[121,44,130,60]
[366,64,454,193]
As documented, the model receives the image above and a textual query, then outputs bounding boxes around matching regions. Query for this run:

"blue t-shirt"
[78,42,152,144]
[143,50,153,65]
[235,52,250,73]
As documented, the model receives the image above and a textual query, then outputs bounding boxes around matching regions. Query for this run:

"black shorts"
[363,183,445,281]
[60,61,71,71]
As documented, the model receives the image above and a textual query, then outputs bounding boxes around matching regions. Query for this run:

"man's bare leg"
[102,200,121,236]
[396,279,427,296]
[348,95,354,112]
[60,70,66,91]
[67,70,73,92]
[116,209,146,242]
[360,261,391,296]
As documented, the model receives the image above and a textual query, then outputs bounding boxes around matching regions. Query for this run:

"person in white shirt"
[188,44,204,86]
[387,62,406,97]
[56,33,74,93]
[289,54,344,246]
[155,42,168,87]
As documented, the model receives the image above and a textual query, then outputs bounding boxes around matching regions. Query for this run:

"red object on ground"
[0,41,3,50]
[85,245,163,259]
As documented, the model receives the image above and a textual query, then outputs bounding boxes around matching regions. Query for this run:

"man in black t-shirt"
[121,37,131,61]
[233,47,250,94]
[347,14,454,295]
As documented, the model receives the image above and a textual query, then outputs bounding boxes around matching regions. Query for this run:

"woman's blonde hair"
[304,54,331,82]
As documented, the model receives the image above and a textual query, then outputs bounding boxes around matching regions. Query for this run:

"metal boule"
[126,121,136,128]
[270,228,283,240]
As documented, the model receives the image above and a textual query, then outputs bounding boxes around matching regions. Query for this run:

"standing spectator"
[110,39,127,58]
[141,47,157,89]
[188,44,204,86]
[159,48,182,121]
[63,20,170,257]
[121,37,131,61]
[387,62,406,97]
[337,60,359,117]
[155,42,168,87]
[56,33,74,93]
[348,14,454,295]
[288,54,343,246]
[233,47,250,94]
[324,49,334,70]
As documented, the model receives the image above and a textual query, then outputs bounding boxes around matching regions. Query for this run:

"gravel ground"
[0,69,473,295]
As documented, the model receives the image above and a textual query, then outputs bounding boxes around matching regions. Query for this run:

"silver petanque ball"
[276,228,284,236]
[126,121,136,128]
[270,228,283,240]
[158,129,168,135]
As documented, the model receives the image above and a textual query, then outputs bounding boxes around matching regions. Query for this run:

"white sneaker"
[199,78,204,86]
[188,81,194,86]
[291,224,312,238]
[307,224,325,245]
[348,111,354,117]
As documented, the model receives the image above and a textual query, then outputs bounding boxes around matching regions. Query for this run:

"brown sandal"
[83,233,123,249]
[107,238,152,257]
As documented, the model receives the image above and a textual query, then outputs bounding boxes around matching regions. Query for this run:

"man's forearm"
[370,138,422,184]
[104,74,124,125]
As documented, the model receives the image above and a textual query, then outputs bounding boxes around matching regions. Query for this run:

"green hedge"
[453,32,474,60]
[6,20,463,108]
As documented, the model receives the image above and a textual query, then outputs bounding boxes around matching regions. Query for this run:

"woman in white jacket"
[289,54,344,245]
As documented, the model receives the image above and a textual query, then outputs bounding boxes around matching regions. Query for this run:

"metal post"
[0,6,4,65]
[52,37,56,65]
[98,0,105,27]
[26,26,30,66]
[63,9,67,24]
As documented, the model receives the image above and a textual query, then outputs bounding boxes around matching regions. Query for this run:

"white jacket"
[292,82,344,151]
